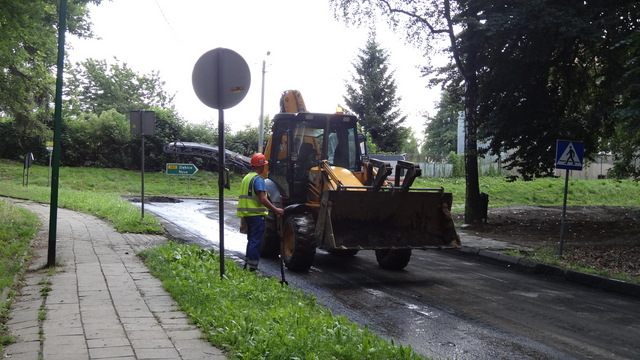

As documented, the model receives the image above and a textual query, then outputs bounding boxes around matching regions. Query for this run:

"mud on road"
[455,205,640,278]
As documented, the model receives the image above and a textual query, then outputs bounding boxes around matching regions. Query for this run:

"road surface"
[140,198,640,360]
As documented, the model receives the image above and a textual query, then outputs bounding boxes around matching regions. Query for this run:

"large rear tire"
[281,213,316,271]
[260,213,280,258]
[375,249,411,270]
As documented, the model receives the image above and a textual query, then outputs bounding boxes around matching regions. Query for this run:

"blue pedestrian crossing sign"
[556,140,584,170]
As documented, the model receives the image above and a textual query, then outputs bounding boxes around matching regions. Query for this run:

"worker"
[237,153,285,271]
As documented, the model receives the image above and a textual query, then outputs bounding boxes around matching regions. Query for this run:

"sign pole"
[47,148,52,187]
[555,140,584,258]
[130,110,155,219]
[192,47,251,280]
[218,108,225,279]
[48,0,67,267]
[140,111,145,219]
[558,169,570,257]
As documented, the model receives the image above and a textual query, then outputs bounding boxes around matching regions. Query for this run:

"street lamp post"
[258,51,270,153]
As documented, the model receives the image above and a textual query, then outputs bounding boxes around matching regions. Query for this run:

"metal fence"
[419,159,504,178]
[419,163,454,177]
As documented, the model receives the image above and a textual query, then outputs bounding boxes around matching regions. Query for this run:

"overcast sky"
[68,0,442,134]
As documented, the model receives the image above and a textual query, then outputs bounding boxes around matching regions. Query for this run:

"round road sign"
[192,48,251,110]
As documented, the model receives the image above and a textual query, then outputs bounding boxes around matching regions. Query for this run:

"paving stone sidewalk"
[4,200,228,360]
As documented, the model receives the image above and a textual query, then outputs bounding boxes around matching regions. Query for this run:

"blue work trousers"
[244,215,265,271]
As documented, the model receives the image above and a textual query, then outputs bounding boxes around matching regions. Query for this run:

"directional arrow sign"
[166,163,198,175]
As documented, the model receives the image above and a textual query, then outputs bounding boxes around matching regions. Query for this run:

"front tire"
[281,213,316,271]
[375,249,411,270]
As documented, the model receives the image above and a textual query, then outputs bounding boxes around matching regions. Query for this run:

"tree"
[473,0,640,179]
[332,0,640,222]
[0,117,50,162]
[400,131,423,162]
[182,120,218,146]
[227,116,273,157]
[343,34,409,153]
[58,57,181,170]
[423,87,462,162]
[227,125,259,157]
[64,58,175,117]
[137,108,186,172]
[0,0,100,131]
[61,109,133,168]
[332,0,484,223]
[608,25,640,178]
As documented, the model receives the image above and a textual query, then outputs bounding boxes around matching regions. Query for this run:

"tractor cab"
[265,112,363,204]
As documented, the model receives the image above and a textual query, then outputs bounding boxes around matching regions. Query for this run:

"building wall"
[554,154,614,179]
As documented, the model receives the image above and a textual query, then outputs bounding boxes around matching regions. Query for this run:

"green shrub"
[447,152,465,178]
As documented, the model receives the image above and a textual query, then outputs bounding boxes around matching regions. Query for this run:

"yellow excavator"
[260,90,460,271]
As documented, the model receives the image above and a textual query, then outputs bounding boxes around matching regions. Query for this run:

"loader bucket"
[315,189,461,250]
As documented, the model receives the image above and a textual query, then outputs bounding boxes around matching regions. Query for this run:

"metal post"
[24,155,30,187]
[140,110,145,219]
[48,0,67,267]
[47,150,52,187]
[258,51,270,153]
[558,169,570,257]
[218,108,225,279]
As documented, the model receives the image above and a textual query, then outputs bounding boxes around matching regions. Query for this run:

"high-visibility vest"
[237,172,268,217]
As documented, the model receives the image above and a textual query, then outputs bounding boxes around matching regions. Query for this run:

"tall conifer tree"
[343,34,408,153]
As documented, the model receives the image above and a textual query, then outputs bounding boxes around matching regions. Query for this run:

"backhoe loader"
[260,90,460,271]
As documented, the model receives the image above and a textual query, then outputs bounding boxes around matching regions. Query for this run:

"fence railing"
[419,163,453,177]
[418,162,504,178]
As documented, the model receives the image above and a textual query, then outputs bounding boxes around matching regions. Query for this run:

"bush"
[448,151,465,178]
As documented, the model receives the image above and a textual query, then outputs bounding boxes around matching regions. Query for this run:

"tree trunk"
[463,62,481,225]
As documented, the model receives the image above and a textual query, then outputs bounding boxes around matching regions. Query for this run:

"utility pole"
[258,51,270,153]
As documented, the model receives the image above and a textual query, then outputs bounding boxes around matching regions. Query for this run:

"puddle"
[135,198,248,253]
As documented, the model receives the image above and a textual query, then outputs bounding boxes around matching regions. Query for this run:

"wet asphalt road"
[141,199,640,360]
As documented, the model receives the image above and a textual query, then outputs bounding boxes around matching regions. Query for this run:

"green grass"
[0,158,427,358]
[0,199,39,353]
[141,242,424,360]
[0,159,242,199]
[4,158,639,210]
[2,157,640,358]
[0,200,39,291]
[414,176,640,208]
[0,182,163,234]
[505,247,640,284]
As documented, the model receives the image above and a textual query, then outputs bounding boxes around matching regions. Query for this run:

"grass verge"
[0,182,163,234]
[0,159,240,199]
[414,176,640,208]
[140,242,425,360]
[0,199,40,353]
[505,247,640,284]
[1,158,639,357]
[4,159,640,209]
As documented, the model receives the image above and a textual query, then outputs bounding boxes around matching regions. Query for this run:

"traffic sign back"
[192,48,251,110]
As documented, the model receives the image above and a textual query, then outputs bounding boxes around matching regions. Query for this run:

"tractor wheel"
[281,213,316,271]
[260,213,280,259]
[327,249,359,257]
[375,249,412,270]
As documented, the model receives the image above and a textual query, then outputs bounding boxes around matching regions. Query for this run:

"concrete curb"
[457,246,640,298]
